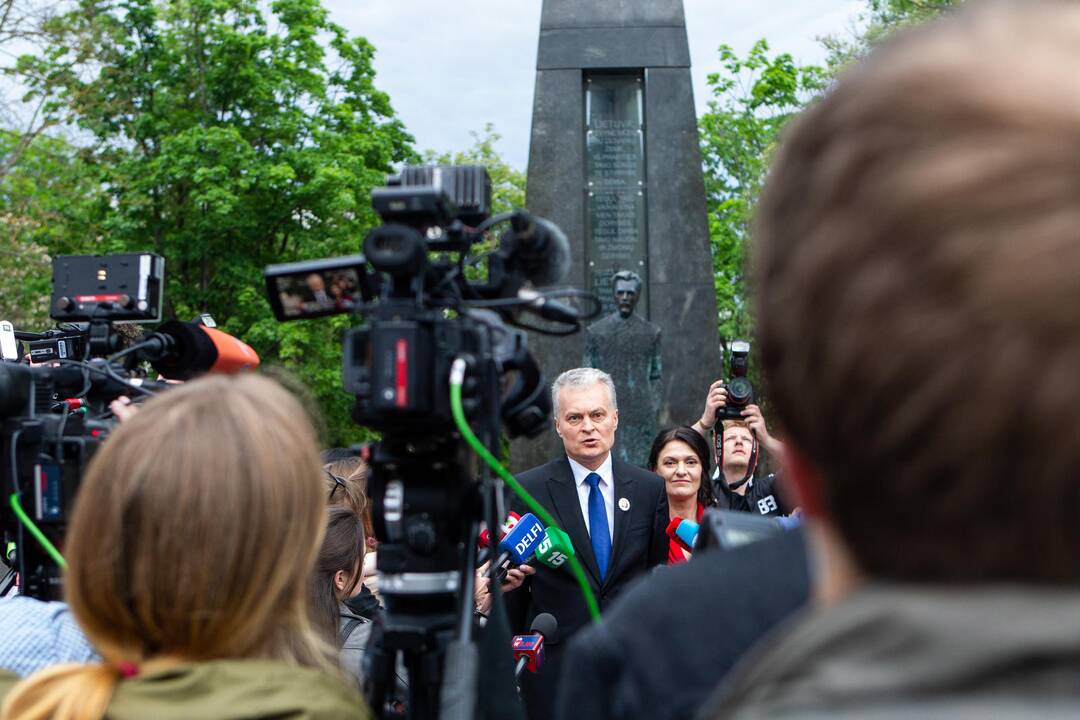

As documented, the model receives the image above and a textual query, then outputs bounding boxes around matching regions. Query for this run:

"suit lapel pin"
[618,497,630,512]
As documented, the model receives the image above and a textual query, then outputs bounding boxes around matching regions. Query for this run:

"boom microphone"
[516,289,582,325]
[141,320,260,380]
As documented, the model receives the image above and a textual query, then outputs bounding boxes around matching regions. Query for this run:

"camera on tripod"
[265,165,579,438]
[2,252,257,600]
[716,340,755,427]
[264,164,590,718]
[1,252,166,598]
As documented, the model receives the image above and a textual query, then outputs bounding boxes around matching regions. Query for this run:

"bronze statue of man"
[584,270,662,467]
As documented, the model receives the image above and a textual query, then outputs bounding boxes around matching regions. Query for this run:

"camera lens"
[726,377,753,407]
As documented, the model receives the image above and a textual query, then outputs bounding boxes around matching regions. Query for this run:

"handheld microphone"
[535,526,574,570]
[478,511,522,550]
[493,513,545,583]
[776,515,802,530]
[498,513,545,564]
[508,211,571,288]
[141,320,260,380]
[666,517,700,553]
[513,613,558,678]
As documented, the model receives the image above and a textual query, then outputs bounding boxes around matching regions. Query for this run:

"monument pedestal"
[511,0,721,471]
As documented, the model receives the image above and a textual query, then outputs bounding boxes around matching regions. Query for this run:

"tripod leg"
[365,627,398,719]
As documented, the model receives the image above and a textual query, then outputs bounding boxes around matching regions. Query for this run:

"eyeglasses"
[326,470,347,501]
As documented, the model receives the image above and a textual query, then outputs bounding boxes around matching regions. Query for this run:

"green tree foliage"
[10,0,414,444]
[698,41,826,350]
[823,0,958,69]
[699,2,955,357]
[0,130,109,328]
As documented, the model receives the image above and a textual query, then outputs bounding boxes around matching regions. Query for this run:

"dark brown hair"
[308,506,366,645]
[648,426,717,508]
[753,1,1080,582]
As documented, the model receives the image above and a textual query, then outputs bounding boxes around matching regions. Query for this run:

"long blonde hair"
[2,374,336,720]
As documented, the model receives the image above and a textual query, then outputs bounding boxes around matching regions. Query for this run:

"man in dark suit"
[508,367,668,719]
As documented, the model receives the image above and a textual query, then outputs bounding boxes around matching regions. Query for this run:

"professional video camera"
[1,253,259,600]
[715,339,755,426]
[264,164,596,720]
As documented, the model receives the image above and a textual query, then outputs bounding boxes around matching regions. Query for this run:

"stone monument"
[511,0,722,471]
[584,271,661,467]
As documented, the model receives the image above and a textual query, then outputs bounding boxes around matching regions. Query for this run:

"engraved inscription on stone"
[585,73,648,318]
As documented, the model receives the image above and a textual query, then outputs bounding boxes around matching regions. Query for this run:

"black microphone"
[530,612,557,642]
[508,211,571,288]
[516,289,580,325]
[139,320,260,380]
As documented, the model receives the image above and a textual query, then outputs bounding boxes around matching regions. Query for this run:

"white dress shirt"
[567,453,615,544]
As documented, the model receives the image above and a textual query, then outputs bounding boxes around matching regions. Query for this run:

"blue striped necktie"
[586,472,611,580]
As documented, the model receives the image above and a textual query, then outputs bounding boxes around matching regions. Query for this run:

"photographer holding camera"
[692,377,791,517]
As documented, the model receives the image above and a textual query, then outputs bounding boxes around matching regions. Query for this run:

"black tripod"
[364,426,519,720]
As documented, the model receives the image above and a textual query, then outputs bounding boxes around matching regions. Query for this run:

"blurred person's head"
[306,273,325,294]
[308,506,366,644]
[648,426,716,509]
[552,368,619,470]
[1,374,335,719]
[754,1,1080,587]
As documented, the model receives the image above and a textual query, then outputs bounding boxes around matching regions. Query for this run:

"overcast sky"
[324,0,864,170]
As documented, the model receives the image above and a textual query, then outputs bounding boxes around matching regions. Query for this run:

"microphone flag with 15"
[535,527,574,570]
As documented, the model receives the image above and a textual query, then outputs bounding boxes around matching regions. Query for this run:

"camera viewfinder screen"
[275,268,363,319]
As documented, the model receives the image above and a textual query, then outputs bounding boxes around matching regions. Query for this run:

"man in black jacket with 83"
[692,380,794,516]
[508,367,668,720]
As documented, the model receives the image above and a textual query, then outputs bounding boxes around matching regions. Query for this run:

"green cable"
[8,493,67,569]
[449,359,601,621]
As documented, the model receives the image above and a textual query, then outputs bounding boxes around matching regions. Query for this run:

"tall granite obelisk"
[511,0,722,471]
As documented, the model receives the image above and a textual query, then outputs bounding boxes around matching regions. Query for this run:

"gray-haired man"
[507,367,668,719]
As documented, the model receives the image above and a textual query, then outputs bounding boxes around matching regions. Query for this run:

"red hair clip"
[114,660,139,678]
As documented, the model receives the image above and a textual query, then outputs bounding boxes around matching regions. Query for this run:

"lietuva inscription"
[585,73,648,319]
[512,0,722,474]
